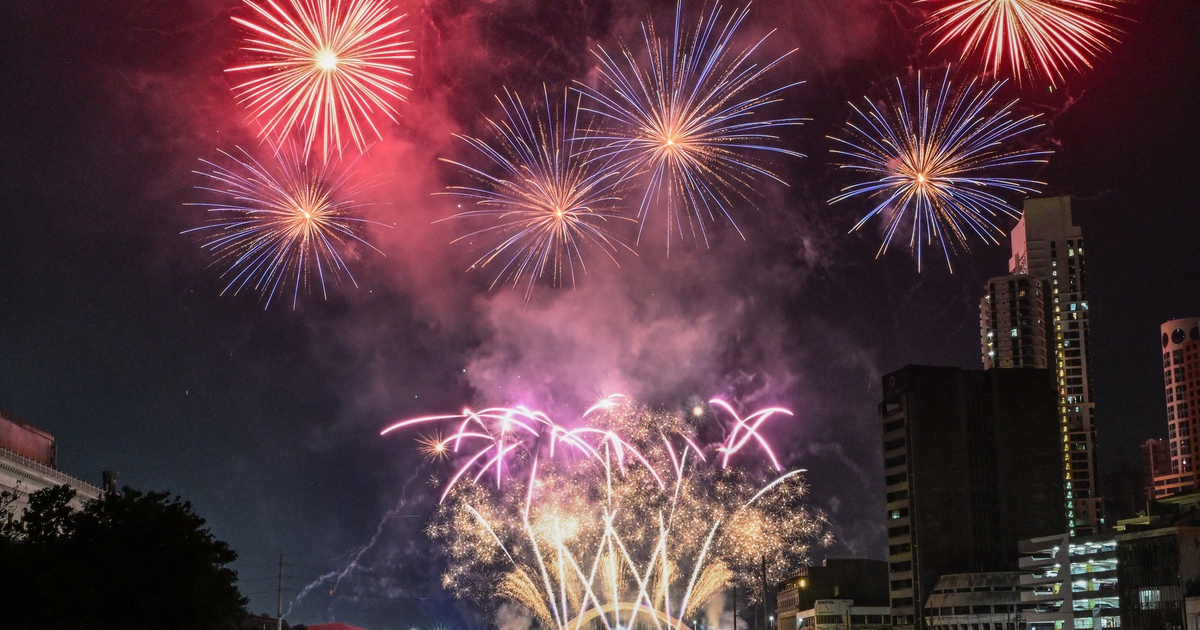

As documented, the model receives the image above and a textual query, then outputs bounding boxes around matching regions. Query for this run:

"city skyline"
[1,1,1198,627]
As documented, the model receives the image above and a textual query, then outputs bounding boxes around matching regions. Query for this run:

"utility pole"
[732,585,737,630]
[277,554,284,630]
[761,555,769,630]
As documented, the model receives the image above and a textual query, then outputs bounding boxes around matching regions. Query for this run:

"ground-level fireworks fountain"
[384,395,831,629]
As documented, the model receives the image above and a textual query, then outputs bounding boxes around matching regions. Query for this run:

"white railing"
[0,446,102,497]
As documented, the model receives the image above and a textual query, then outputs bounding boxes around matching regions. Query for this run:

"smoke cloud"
[70,0,910,624]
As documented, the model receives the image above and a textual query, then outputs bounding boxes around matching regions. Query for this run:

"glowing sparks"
[442,89,634,298]
[577,2,805,249]
[397,397,829,628]
[385,394,791,502]
[920,0,1124,86]
[185,141,381,308]
[828,69,1051,272]
[227,0,414,156]
[417,431,451,461]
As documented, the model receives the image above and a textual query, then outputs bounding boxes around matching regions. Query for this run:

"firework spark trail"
[284,493,419,619]
[709,398,789,470]
[440,88,634,299]
[399,397,830,629]
[920,0,1123,86]
[576,1,805,251]
[382,394,785,502]
[228,0,414,157]
[383,405,572,501]
[185,140,383,308]
[828,69,1051,272]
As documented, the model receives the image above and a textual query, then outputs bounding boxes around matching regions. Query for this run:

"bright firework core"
[315,50,339,71]
[385,396,831,628]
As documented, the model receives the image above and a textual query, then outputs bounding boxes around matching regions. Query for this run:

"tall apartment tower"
[1002,196,1102,535]
[1150,317,1200,497]
[880,365,1065,630]
[980,274,1054,369]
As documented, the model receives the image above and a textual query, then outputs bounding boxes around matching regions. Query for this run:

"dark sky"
[1,1,1198,628]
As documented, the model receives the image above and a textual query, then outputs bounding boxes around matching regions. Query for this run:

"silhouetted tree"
[0,485,248,630]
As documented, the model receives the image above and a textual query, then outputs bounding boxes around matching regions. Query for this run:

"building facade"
[796,600,891,630]
[1152,317,1200,498]
[777,559,889,630]
[1006,196,1102,535]
[0,411,101,513]
[777,554,892,628]
[1117,527,1200,629]
[1114,493,1200,630]
[921,572,1025,630]
[1143,438,1170,504]
[880,366,1066,630]
[1018,533,1119,630]
[981,275,1055,370]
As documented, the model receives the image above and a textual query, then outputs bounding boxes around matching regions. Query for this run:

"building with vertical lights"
[1150,317,1200,498]
[879,365,1065,630]
[997,196,1102,535]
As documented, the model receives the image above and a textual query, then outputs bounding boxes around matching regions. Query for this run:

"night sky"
[1,1,1198,628]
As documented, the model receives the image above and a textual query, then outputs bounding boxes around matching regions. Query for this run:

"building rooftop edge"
[0,446,102,496]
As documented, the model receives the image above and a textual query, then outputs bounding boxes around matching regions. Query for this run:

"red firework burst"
[227,0,414,156]
[921,0,1123,86]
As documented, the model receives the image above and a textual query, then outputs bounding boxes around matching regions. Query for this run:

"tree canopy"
[0,485,248,630]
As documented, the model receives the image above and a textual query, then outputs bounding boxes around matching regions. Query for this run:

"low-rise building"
[921,572,1025,630]
[1018,533,1119,630]
[0,411,102,513]
[797,599,890,630]
[777,559,889,630]
[1115,493,1200,630]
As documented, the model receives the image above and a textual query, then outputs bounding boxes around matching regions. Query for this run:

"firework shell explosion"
[384,396,830,628]
[576,1,805,251]
[920,0,1124,87]
[185,139,383,309]
[828,69,1050,272]
[441,88,635,299]
[227,0,414,157]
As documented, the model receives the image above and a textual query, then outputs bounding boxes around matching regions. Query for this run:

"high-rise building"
[981,274,1054,370]
[1003,196,1102,535]
[880,365,1066,630]
[1150,317,1200,498]
[1141,438,1169,503]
